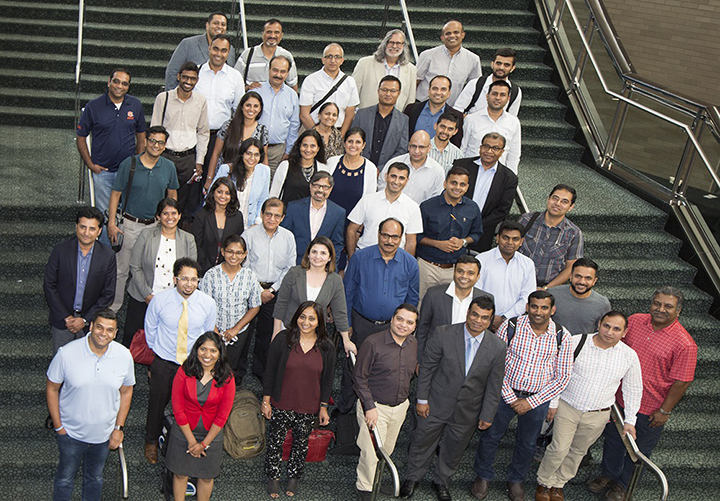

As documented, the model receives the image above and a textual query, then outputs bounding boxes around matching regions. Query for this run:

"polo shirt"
[76,93,147,171]
[299,68,360,125]
[417,193,482,264]
[416,45,482,106]
[378,153,445,204]
[235,44,298,87]
[461,108,522,174]
[256,81,300,154]
[111,154,180,219]
[348,190,423,250]
[194,63,245,130]
[47,335,135,443]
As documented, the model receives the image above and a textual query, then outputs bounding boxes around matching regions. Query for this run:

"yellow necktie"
[176,299,189,364]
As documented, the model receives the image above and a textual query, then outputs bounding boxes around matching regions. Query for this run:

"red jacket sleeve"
[212,377,236,428]
[172,367,190,427]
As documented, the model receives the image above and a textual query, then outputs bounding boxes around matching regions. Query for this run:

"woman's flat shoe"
[267,478,280,498]
[286,477,299,496]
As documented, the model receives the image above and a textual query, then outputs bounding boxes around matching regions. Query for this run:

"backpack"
[463,74,521,115]
[223,389,266,459]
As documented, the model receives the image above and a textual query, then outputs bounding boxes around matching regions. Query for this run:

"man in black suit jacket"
[400,296,506,500]
[453,132,518,252]
[43,207,117,354]
[404,75,463,147]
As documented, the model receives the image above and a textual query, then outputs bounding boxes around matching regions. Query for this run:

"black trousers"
[122,296,148,348]
[145,356,180,444]
[162,151,196,218]
[225,326,254,384]
[249,297,276,380]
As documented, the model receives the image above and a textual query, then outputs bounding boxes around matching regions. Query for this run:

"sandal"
[267,478,280,498]
[286,477,299,497]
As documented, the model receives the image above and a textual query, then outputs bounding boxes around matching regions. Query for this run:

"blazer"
[191,208,245,275]
[352,55,417,114]
[280,197,346,265]
[263,334,336,406]
[350,105,409,171]
[404,99,464,148]
[417,322,506,424]
[416,283,494,358]
[211,162,271,227]
[165,33,237,91]
[453,157,519,252]
[272,266,349,332]
[127,225,197,301]
[171,366,236,431]
[43,237,117,330]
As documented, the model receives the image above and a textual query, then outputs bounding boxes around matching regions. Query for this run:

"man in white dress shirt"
[455,48,523,117]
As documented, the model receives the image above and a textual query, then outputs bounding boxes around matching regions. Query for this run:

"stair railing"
[118,443,129,499]
[230,0,248,52]
[74,0,89,205]
[397,0,419,62]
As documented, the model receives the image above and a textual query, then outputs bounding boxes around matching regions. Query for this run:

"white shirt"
[151,236,176,294]
[378,153,445,204]
[471,160,498,210]
[194,63,245,130]
[416,45,482,107]
[299,68,361,126]
[235,44,299,87]
[455,77,522,116]
[429,139,463,174]
[309,201,328,239]
[476,247,536,318]
[348,190,423,250]
[555,334,643,426]
[461,108,522,174]
[446,281,475,324]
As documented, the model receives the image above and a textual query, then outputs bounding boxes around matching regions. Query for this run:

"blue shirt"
[414,102,446,138]
[77,93,147,171]
[417,193,483,264]
[256,81,300,154]
[472,159,498,210]
[111,154,180,219]
[73,243,94,312]
[344,245,419,327]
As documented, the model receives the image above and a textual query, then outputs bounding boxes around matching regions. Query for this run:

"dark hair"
[109,67,131,83]
[379,74,402,91]
[493,47,518,65]
[386,161,410,176]
[222,234,246,250]
[572,257,599,273]
[482,132,507,149]
[300,236,336,272]
[173,257,201,277]
[76,206,104,226]
[178,61,199,75]
[317,101,340,118]
[429,74,452,90]
[488,80,511,93]
[285,301,329,349]
[222,92,264,164]
[529,289,555,307]
[652,286,684,311]
[204,176,240,215]
[379,217,404,235]
[446,165,470,180]
[287,130,326,186]
[92,308,117,323]
[470,296,495,316]
[549,184,577,205]
[264,18,283,30]
[261,197,286,215]
[497,220,525,236]
[344,126,366,142]
[182,332,233,387]
[146,125,169,141]
[269,54,292,71]
[211,33,232,46]
[600,310,628,330]
[207,11,228,24]
[436,111,460,128]
[393,302,419,319]
[155,197,180,218]
[229,137,265,192]
[456,254,480,270]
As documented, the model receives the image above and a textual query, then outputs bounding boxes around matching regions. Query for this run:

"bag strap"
[121,156,137,214]
[161,91,169,125]
[243,46,255,82]
[310,74,349,113]
[523,211,541,235]
[573,333,588,360]
[506,316,518,346]
[507,83,520,110]
[463,74,490,115]
[554,323,565,352]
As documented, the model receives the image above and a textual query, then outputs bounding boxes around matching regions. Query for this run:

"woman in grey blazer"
[122,198,197,347]
[272,236,349,343]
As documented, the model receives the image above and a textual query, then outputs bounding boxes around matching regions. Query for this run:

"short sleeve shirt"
[299,68,360,126]
[111,154,180,219]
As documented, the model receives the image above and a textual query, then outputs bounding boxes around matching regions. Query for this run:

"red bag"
[282,428,335,462]
[129,329,155,365]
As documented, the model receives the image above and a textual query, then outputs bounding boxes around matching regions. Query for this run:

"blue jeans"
[92,169,117,247]
[600,411,664,488]
[54,433,110,501]
[473,397,551,483]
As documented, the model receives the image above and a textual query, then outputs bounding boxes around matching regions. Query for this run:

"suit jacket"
[416,283,494,358]
[404,99,464,147]
[43,237,117,329]
[127,225,197,301]
[352,56,417,113]
[172,366,236,431]
[280,197,346,265]
[165,33,237,91]
[453,157,518,252]
[191,208,245,275]
[351,105,409,171]
[417,323,506,424]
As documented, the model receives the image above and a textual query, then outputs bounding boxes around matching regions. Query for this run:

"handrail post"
[397,0,419,62]
[239,0,248,51]
[118,443,129,499]
[75,0,87,205]
[672,111,704,197]
[601,83,632,169]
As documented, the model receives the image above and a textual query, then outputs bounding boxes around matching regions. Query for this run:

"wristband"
[54,426,64,432]
[320,403,328,408]
[201,442,209,450]
[659,408,672,416]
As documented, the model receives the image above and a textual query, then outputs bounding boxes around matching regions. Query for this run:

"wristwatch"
[461,238,468,248]
[114,425,124,431]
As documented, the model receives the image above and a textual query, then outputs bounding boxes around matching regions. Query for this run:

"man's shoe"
[535,484,550,501]
[549,487,564,501]
[431,482,452,501]
[606,484,627,501]
[399,480,419,498]
[587,476,614,494]
[356,488,372,501]
[507,482,525,501]
[470,478,490,500]
[144,442,158,464]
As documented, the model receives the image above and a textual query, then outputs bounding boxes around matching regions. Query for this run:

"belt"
[123,213,155,224]
[259,281,274,289]
[354,309,390,325]
[268,143,284,147]
[587,407,611,413]
[166,147,195,158]
[426,260,454,269]
[512,389,535,397]
[377,400,405,408]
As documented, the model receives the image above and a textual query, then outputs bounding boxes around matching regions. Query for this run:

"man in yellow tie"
[143,258,217,464]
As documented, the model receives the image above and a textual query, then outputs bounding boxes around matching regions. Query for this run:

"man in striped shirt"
[471,290,573,501]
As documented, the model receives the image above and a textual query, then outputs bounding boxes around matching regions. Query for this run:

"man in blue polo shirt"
[77,68,147,245]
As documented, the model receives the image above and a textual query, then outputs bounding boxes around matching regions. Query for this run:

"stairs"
[0,0,718,499]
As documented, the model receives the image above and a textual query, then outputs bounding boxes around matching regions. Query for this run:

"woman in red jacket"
[166,331,235,501]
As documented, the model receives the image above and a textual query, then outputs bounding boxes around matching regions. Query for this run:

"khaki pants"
[418,257,455,305]
[111,218,158,311]
[266,143,286,180]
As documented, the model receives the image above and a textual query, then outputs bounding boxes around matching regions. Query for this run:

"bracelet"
[54,426,64,432]
[262,401,270,407]
[320,403,328,408]
[659,408,672,416]
[201,441,209,450]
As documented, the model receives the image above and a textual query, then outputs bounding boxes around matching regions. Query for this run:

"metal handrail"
[118,443,129,499]
[397,0,419,62]
[75,0,89,205]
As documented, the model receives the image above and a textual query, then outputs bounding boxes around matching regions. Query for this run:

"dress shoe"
[587,476,614,494]
[507,482,525,501]
[399,480,419,498]
[535,484,550,501]
[356,488,372,501]
[144,442,158,464]
[431,482,452,501]
[470,478,490,500]
[549,487,564,501]
[606,483,627,501]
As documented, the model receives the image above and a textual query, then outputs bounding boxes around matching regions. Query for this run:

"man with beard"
[550,258,611,335]
[428,112,463,173]
[455,48,523,116]
[405,75,463,148]
[235,19,299,91]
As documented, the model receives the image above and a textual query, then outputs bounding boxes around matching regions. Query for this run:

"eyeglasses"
[179,75,198,82]
[311,183,332,190]
[379,87,400,94]
[223,250,246,256]
[409,144,429,150]
[386,41,405,47]
[177,277,199,283]
[263,212,284,219]
[480,144,503,152]
[147,138,166,146]
[323,54,343,60]
[110,78,129,87]
[379,232,402,241]
[244,151,261,158]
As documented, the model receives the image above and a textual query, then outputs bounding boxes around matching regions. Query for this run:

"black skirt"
[165,422,224,479]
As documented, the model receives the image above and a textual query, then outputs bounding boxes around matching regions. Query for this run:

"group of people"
[44,11,699,501]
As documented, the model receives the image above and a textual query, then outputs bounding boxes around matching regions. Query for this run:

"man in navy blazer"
[43,207,117,354]
[281,171,346,264]
[351,75,409,171]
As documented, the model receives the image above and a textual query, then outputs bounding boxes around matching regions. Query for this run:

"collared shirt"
[235,44,298,87]
[194,63,245,130]
[378,153,445,205]
[47,335,135,443]
[299,68,360,125]
[256,81,300,154]
[461,108,521,173]
[476,247,537,318]
[347,190,423,250]
[455,76,523,116]
[496,315,574,408]
[370,110,393,166]
[242,224,296,290]
[344,245,420,326]
[199,264,263,334]
[618,314,697,415]
[518,211,584,286]
[353,329,418,410]
[414,101,446,138]
[111,154,180,219]
[77,93,147,171]
[447,282,476,324]
[384,60,401,77]
[554,334,643,425]
[417,193,482,264]
[429,139,463,174]
[472,159,498,210]
[73,243,94,312]
[144,288,217,363]
[308,201,328,239]
[150,88,210,165]
[416,45,482,106]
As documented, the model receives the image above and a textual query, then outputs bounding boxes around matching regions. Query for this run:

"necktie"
[176,300,189,364]
[465,337,478,376]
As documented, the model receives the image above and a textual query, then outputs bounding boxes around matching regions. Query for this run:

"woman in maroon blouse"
[262,301,336,498]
